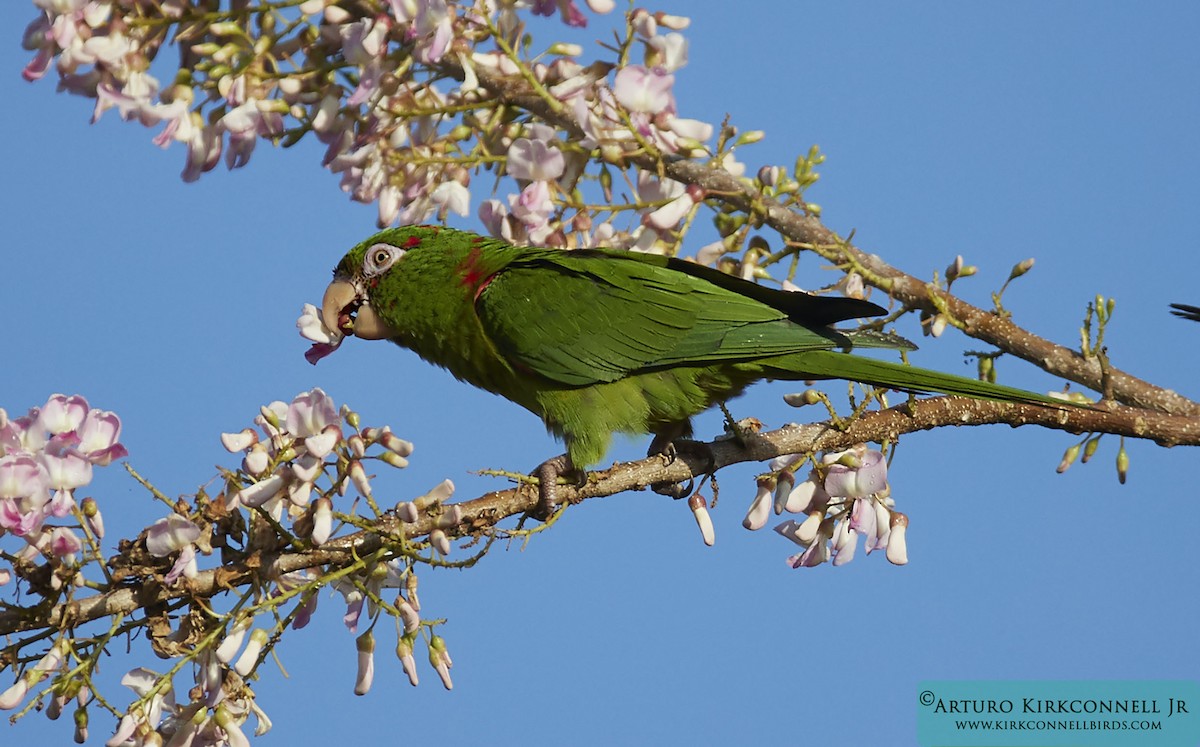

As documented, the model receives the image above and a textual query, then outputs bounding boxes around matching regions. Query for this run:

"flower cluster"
[0,394,125,579]
[743,444,910,568]
[1,389,459,744]
[18,1,793,260]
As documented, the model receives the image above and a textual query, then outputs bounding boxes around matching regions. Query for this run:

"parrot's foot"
[532,454,583,521]
[648,439,716,499]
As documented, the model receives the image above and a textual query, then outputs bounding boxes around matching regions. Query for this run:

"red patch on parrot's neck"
[456,246,485,286]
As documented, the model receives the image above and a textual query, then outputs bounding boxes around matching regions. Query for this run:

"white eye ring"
[363,243,404,276]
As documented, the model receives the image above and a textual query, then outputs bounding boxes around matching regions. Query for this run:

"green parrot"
[311,226,1069,510]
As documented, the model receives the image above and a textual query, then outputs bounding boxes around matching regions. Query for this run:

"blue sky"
[3,2,1199,745]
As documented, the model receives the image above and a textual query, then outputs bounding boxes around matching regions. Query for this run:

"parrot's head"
[302,226,444,364]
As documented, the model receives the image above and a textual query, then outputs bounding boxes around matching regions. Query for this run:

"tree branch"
[4,394,1193,638]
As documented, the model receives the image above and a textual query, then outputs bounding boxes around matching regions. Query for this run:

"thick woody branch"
[3,395,1194,638]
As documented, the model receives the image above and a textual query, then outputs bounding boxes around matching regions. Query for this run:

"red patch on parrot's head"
[403,235,422,249]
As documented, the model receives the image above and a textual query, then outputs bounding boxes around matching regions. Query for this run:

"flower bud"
[742,477,773,530]
[886,512,909,565]
[82,497,104,539]
[1056,443,1081,474]
[782,389,822,407]
[395,501,420,523]
[396,596,420,634]
[73,705,87,744]
[771,469,796,515]
[233,629,269,676]
[414,479,454,511]
[688,494,715,546]
[396,637,419,686]
[1008,258,1035,281]
[655,12,690,29]
[347,433,366,458]
[311,498,333,545]
[376,428,414,457]
[1116,441,1129,485]
[348,460,372,498]
[429,636,453,690]
[405,573,421,611]
[379,451,409,469]
[430,529,451,556]
[354,631,375,696]
[216,616,252,664]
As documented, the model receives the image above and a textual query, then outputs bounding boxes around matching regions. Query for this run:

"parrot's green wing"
[475,249,898,387]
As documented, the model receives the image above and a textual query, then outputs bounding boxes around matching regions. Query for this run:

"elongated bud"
[772,470,795,515]
[377,428,414,457]
[379,451,409,469]
[429,636,453,690]
[395,501,419,523]
[311,498,333,545]
[348,460,372,497]
[547,42,583,56]
[233,629,269,676]
[734,130,765,146]
[430,529,451,556]
[414,479,454,511]
[1056,443,1081,474]
[1116,441,1129,485]
[347,433,366,458]
[688,494,715,546]
[215,616,252,663]
[81,497,104,539]
[742,477,773,530]
[73,705,87,743]
[886,512,909,565]
[339,404,360,430]
[396,637,419,686]
[405,573,421,611]
[354,631,375,696]
[0,679,28,710]
[945,255,964,282]
[1081,435,1101,464]
[1008,258,1035,281]
[258,405,281,429]
[783,389,822,407]
[396,596,420,633]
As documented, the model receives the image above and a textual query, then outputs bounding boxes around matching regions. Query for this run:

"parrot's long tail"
[764,350,1074,408]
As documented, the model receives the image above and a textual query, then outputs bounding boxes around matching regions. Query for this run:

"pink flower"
[48,526,82,558]
[613,65,675,113]
[286,388,340,439]
[75,408,127,465]
[145,513,201,557]
[507,138,566,182]
[823,449,888,498]
[38,394,88,434]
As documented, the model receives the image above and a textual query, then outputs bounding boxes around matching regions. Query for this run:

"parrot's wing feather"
[476,251,890,386]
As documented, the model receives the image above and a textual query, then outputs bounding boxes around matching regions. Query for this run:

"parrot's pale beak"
[321,279,395,340]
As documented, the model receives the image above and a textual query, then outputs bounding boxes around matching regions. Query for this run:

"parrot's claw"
[532,454,583,521]
[648,439,715,499]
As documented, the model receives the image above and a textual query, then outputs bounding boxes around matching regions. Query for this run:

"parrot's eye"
[363,243,403,276]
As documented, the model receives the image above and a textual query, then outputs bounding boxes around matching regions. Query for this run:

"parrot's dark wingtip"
[1169,303,1200,322]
